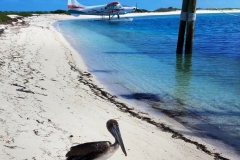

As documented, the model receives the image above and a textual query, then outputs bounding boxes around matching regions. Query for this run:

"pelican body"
[66,119,127,160]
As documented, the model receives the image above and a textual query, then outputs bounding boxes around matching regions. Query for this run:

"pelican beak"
[112,125,127,156]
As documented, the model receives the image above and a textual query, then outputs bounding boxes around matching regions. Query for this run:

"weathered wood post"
[176,0,189,54]
[185,0,197,54]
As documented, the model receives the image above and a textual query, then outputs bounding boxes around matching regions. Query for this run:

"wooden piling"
[176,0,189,54]
[185,0,197,54]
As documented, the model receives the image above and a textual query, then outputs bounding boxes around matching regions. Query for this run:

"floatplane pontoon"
[68,0,136,21]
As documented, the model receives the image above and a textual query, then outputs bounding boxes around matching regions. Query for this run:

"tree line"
[0,10,70,22]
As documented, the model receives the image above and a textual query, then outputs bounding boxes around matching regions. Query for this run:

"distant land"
[0,10,69,23]
[1,7,240,23]
[138,7,240,12]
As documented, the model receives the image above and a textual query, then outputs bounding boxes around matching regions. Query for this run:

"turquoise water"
[56,13,240,152]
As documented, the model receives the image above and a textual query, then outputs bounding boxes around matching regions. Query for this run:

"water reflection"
[174,54,192,101]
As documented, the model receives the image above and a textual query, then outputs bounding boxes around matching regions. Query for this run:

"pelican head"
[107,119,127,156]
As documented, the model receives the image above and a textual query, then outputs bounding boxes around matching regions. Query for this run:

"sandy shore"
[0,12,239,160]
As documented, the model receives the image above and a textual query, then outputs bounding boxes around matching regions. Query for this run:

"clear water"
[56,13,240,152]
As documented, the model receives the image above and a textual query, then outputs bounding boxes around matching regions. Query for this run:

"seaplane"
[68,0,137,21]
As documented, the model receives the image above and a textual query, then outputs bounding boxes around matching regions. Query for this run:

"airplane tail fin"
[68,0,85,9]
[68,0,85,17]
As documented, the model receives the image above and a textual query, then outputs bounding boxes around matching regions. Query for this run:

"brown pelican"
[66,119,127,160]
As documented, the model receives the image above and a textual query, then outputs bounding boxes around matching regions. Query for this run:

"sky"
[0,0,240,11]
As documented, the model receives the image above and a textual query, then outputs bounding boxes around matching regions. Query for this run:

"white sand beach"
[0,11,239,160]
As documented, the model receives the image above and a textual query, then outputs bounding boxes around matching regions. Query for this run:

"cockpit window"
[106,3,122,9]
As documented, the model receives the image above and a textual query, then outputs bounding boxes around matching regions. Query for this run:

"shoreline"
[0,13,239,160]
[56,12,240,159]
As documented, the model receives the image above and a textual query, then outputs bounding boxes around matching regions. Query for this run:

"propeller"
[135,2,138,11]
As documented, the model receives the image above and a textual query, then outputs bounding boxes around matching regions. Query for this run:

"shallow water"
[56,13,240,153]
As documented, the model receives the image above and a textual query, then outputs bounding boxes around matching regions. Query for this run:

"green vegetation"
[135,6,179,13]
[50,10,70,15]
[0,13,11,22]
[154,7,179,12]
[135,8,149,13]
[0,10,70,23]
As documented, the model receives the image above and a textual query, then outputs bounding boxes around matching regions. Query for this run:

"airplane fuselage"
[68,1,136,18]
